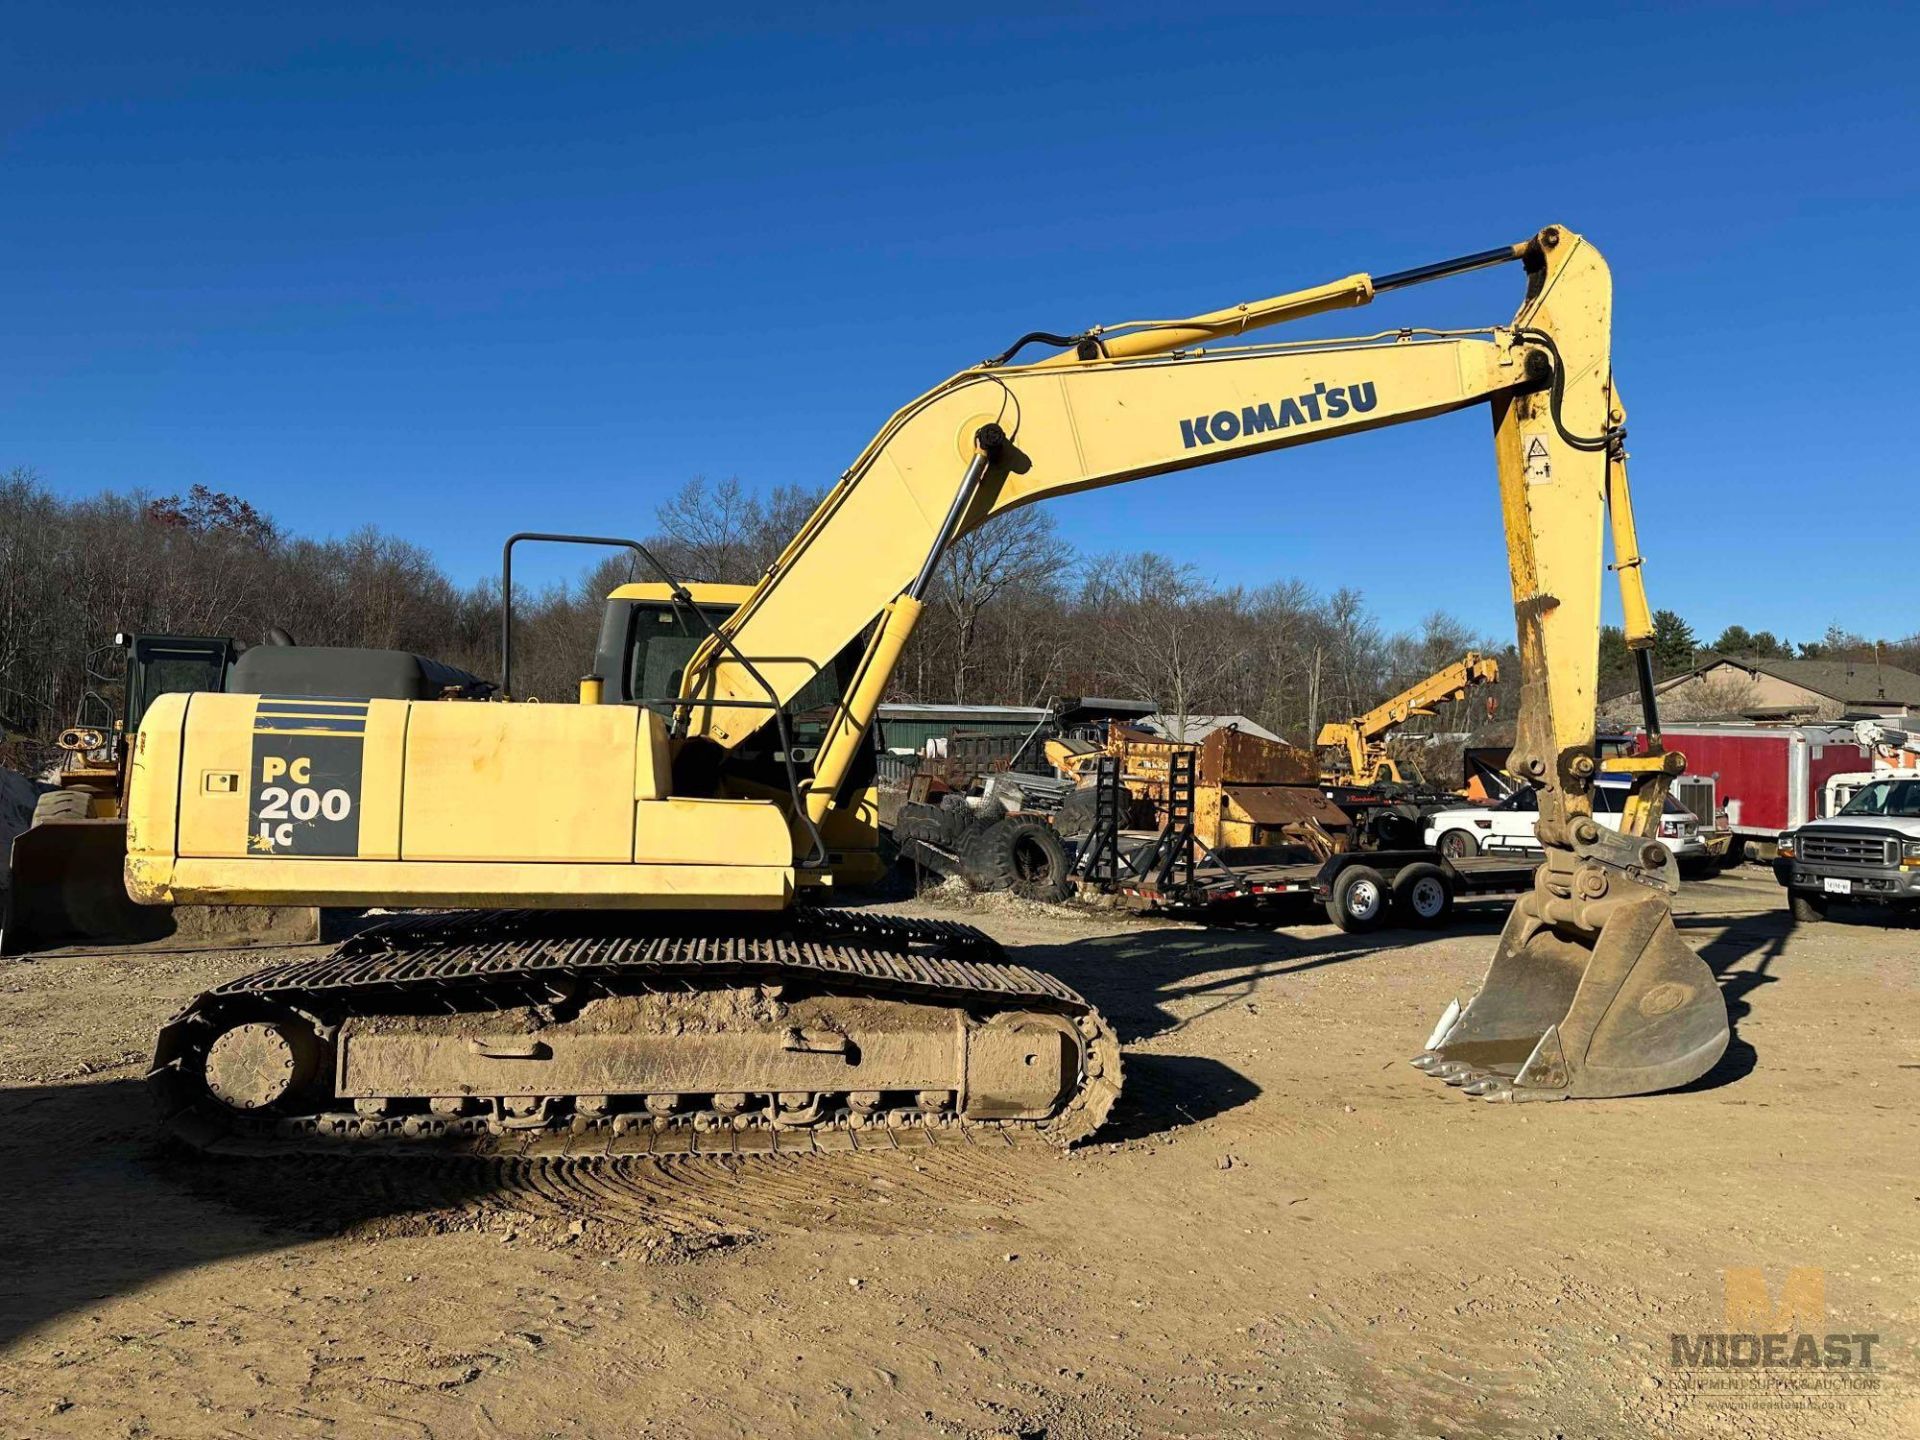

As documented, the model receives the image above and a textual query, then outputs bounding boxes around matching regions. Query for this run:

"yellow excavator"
[1317,652,1502,787]
[132,225,1727,1156]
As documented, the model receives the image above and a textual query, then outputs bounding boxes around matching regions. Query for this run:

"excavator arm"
[681,224,1727,1101]
[1316,652,1502,786]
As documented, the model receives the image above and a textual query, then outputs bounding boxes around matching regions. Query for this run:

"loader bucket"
[1413,886,1728,1100]
[1,818,165,955]
[1,819,321,957]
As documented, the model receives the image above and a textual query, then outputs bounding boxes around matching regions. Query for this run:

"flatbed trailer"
[1085,834,1535,930]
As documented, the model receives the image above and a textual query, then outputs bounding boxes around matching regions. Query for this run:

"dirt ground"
[1,869,1915,1439]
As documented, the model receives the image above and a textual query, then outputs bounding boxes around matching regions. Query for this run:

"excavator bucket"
[1,818,321,957]
[1413,879,1728,1100]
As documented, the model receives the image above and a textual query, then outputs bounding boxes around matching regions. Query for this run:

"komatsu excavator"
[1317,653,1502,788]
[132,225,1728,1157]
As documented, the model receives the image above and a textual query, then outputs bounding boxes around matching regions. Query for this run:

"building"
[1607,655,1920,723]
[872,703,1049,757]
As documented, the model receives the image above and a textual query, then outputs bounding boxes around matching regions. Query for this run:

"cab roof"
[607,581,755,606]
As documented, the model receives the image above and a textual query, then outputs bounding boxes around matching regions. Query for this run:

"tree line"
[6,465,1911,778]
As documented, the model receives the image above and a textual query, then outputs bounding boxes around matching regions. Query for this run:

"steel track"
[151,908,1122,1157]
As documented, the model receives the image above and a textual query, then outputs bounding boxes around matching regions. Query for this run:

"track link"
[151,909,1121,1157]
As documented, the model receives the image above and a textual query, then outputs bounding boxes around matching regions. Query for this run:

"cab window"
[127,637,231,730]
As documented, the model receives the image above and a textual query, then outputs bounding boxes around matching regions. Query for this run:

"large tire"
[1052,786,1100,840]
[1392,862,1453,926]
[31,789,93,824]
[961,818,1073,903]
[1434,827,1479,860]
[1325,864,1387,933]
[892,800,967,849]
[1789,891,1829,923]
[1366,802,1424,850]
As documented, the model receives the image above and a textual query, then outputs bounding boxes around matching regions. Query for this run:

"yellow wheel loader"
[1,633,323,955]
[135,225,1728,1158]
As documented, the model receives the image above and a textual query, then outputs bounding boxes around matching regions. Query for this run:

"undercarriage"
[150,908,1121,1157]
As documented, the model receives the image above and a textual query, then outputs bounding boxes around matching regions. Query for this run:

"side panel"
[400,703,642,863]
[177,695,408,860]
[1663,726,1865,836]
[1807,735,1874,822]
[127,696,793,910]
[125,692,188,864]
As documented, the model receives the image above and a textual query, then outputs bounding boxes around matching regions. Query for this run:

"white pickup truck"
[1424,776,1708,868]
[1774,775,1920,922]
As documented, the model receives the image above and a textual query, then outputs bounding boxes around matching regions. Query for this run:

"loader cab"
[120,634,235,732]
[72,633,235,750]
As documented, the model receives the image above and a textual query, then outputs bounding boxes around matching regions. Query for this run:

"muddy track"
[151,908,1122,1157]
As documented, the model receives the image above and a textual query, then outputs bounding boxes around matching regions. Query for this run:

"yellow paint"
[607,581,756,605]
[125,693,186,865]
[631,797,788,866]
[401,703,639,862]
[127,855,789,909]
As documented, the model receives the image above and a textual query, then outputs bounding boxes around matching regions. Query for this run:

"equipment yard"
[2,868,1912,1439]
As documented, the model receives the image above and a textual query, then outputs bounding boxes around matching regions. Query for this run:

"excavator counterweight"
[135,225,1727,1155]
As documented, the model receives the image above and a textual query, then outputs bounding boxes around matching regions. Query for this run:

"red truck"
[1635,723,1873,862]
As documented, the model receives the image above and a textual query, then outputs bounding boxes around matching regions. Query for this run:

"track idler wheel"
[1414,871,1728,1101]
[203,1020,323,1111]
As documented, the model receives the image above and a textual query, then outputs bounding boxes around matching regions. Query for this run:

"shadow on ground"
[1098,1051,1261,1142]
[1,1079,304,1349]
[1671,906,1799,1091]
[1019,905,1505,1044]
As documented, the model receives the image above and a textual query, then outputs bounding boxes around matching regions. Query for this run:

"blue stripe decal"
[251,716,368,733]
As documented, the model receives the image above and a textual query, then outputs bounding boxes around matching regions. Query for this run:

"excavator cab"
[591,581,885,886]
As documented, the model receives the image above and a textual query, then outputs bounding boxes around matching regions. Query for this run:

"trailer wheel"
[1392,863,1453,926]
[1326,865,1387,933]
[1789,891,1828,923]
[1435,828,1479,860]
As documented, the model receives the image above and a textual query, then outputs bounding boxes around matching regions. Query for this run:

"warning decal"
[1522,434,1553,484]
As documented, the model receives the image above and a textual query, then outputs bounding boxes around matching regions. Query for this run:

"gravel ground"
[0,866,1914,1438]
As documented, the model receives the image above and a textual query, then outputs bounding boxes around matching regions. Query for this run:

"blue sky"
[6,3,1914,645]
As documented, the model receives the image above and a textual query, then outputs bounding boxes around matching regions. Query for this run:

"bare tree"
[935,507,1072,701]
[1078,552,1247,733]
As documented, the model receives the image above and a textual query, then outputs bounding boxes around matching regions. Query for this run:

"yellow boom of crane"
[130,225,1728,1160]
[1318,652,1502,787]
